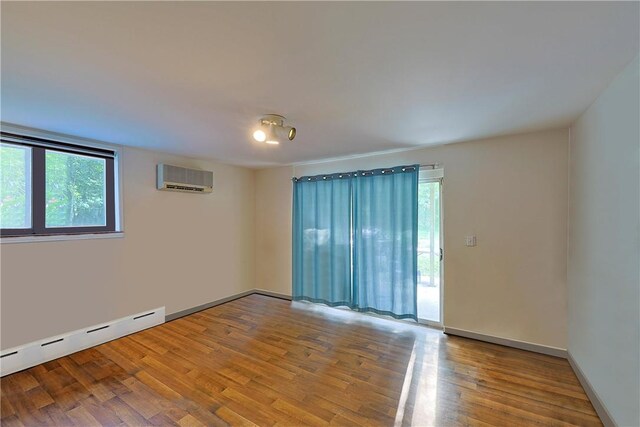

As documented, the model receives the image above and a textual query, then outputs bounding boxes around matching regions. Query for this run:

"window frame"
[1,132,118,237]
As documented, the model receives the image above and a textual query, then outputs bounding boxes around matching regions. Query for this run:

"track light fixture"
[252,114,296,145]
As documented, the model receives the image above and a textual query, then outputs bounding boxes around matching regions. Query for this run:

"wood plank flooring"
[1,294,602,426]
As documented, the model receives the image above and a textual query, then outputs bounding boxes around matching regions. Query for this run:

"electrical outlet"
[465,236,477,247]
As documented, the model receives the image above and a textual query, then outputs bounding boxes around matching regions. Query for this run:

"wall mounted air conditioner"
[157,163,213,193]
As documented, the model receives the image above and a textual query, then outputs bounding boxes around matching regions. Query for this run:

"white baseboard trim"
[0,306,164,377]
[443,326,568,358]
[567,351,615,427]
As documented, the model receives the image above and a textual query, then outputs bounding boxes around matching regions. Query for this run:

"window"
[0,133,117,237]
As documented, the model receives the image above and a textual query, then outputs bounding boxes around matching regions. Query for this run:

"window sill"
[0,232,124,244]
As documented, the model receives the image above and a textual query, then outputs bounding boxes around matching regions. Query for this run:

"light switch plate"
[465,236,477,247]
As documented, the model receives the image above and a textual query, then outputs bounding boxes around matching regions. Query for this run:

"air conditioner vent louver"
[157,164,213,193]
[166,184,204,192]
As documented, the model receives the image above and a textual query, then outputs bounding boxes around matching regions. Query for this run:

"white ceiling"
[1,2,638,168]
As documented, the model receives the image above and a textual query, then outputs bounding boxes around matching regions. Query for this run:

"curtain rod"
[292,163,440,182]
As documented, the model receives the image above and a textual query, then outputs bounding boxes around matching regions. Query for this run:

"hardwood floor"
[1,294,601,426]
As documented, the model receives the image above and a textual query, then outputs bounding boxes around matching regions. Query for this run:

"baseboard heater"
[0,307,165,377]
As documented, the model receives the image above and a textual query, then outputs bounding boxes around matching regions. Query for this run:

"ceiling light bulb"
[253,129,266,142]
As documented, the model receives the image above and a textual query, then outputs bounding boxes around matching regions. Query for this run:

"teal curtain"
[292,173,353,306]
[292,165,418,321]
[353,166,419,320]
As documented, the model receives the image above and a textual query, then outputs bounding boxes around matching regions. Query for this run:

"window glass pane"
[417,180,441,322]
[0,143,32,229]
[46,150,106,227]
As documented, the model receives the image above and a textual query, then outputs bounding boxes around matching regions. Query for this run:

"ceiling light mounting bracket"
[259,114,286,127]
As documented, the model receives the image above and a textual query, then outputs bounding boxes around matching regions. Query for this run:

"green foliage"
[0,144,30,228]
[46,151,106,227]
[418,181,440,239]
[417,181,441,282]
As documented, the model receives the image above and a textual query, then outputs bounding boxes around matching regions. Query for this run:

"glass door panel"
[417,179,442,324]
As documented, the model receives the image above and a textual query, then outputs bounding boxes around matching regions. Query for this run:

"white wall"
[1,146,255,350]
[256,128,569,349]
[568,56,639,427]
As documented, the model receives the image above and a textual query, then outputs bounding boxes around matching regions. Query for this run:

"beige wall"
[1,146,255,350]
[255,166,293,294]
[568,56,639,426]
[256,129,569,349]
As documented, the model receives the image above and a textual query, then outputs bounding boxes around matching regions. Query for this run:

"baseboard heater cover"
[0,307,165,377]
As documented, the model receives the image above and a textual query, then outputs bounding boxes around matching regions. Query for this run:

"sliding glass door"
[417,171,442,325]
